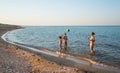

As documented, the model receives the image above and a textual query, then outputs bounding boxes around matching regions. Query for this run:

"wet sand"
[0,23,119,73]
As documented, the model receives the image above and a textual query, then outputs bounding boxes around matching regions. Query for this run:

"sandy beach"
[0,24,119,73]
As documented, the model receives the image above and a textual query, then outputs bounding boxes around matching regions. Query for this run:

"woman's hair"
[91,32,95,35]
[59,36,62,39]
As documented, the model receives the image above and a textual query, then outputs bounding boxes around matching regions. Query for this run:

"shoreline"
[0,24,78,73]
[0,24,119,73]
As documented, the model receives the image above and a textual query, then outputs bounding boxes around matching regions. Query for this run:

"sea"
[3,26,120,67]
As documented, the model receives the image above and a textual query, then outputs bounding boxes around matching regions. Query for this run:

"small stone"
[16,48,18,50]
[32,54,35,56]
[23,53,25,55]
[38,59,40,61]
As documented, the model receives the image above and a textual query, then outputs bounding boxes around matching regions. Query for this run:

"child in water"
[58,36,62,53]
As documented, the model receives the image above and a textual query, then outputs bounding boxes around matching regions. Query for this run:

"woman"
[89,32,95,54]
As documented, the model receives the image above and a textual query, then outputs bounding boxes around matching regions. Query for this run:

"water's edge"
[1,30,120,73]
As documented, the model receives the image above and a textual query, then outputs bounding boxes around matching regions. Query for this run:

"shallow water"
[4,26,120,67]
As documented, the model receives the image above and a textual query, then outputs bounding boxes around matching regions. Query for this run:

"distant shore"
[0,23,119,73]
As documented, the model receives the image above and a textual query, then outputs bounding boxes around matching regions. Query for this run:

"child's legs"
[64,41,67,50]
[59,44,62,52]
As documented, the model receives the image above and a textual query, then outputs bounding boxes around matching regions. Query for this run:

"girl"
[58,36,62,52]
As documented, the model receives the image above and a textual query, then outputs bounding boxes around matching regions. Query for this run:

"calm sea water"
[4,26,120,66]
